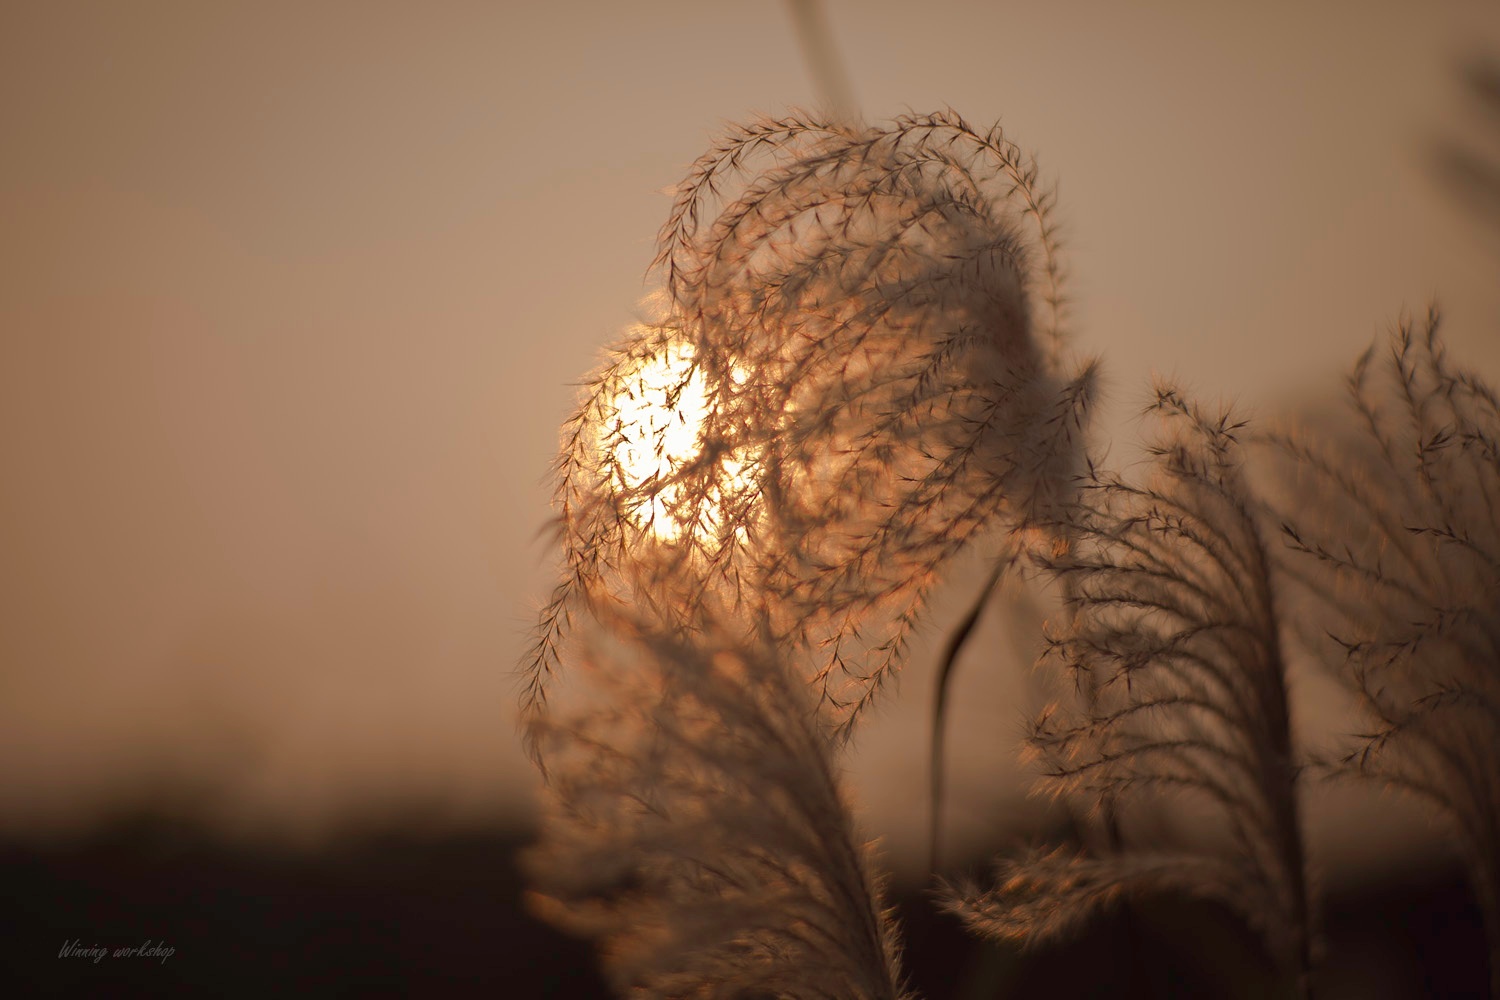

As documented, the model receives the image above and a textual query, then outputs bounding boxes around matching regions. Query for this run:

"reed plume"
[1271,310,1500,997]
[523,599,911,1000]
[942,385,1317,996]
[524,111,1096,745]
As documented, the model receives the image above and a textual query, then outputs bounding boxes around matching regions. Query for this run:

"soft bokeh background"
[3,0,1498,894]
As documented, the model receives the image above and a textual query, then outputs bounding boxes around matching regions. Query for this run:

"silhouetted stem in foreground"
[929,549,1014,874]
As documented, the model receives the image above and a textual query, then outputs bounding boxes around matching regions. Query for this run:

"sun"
[604,340,749,541]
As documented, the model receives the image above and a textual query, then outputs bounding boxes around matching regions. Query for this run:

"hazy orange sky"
[2,1,1497,873]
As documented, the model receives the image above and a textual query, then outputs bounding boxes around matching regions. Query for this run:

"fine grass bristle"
[523,600,913,1000]
[941,385,1317,998]
[1269,309,1500,999]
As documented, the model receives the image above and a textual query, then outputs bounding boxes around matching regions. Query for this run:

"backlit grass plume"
[942,386,1317,996]
[1272,310,1500,997]
[523,599,911,1000]
[525,111,1097,742]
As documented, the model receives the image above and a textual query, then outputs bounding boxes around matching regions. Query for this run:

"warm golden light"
[608,342,706,538]
[604,341,750,541]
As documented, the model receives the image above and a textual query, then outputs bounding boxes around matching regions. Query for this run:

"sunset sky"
[2,0,1497,877]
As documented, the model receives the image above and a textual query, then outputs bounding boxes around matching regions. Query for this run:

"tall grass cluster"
[522,112,1499,998]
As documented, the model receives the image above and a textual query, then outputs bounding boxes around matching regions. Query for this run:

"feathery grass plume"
[1270,309,1500,997]
[524,599,912,1000]
[941,384,1316,996]
[525,110,1097,743]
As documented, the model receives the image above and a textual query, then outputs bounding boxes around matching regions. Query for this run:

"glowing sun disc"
[604,341,751,541]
